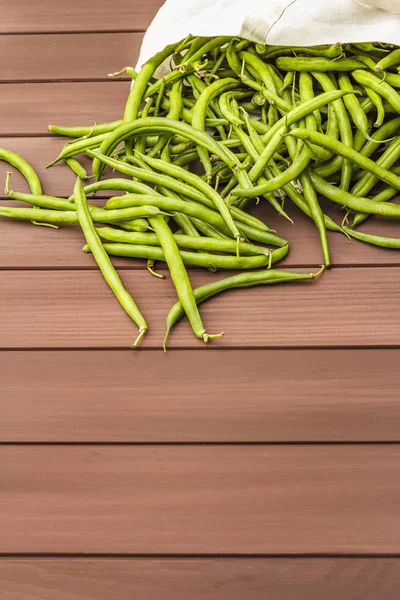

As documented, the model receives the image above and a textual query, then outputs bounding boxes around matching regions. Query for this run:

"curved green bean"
[74,178,147,347]
[164,264,322,348]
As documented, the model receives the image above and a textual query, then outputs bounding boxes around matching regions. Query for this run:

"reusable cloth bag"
[136,0,400,74]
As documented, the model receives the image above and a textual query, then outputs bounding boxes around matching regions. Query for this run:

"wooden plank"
[1,558,400,599]
[0,33,143,81]
[1,349,400,442]
[1,445,400,553]
[3,198,400,268]
[0,0,163,33]
[1,268,400,349]
[0,82,128,135]
[0,138,107,198]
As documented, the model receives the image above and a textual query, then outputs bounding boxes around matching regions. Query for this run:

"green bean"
[376,48,400,72]
[276,57,366,72]
[344,227,400,249]
[8,190,73,210]
[123,41,177,123]
[351,137,400,198]
[288,128,400,191]
[234,145,311,197]
[337,73,370,138]
[98,227,269,256]
[104,193,281,245]
[149,214,223,343]
[191,78,240,178]
[134,96,154,158]
[87,242,289,272]
[310,171,400,218]
[239,51,278,93]
[300,170,331,267]
[0,204,166,224]
[68,178,157,200]
[91,116,236,181]
[185,36,232,70]
[65,158,91,179]
[73,178,147,347]
[356,116,400,158]
[219,92,246,126]
[352,70,400,114]
[164,264,322,348]
[190,217,231,240]
[312,72,353,191]
[138,152,273,232]
[352,171,400,228]
[172,213,200,237]
[351,53,378,71]
[259,89,351,148]
[0,148,42,194]
[173,150,199,167]
[269,162,343,234]
[105,193,287,247]
[364,87,385,128]
[299,72,332,161]
[376,71,400,88]
[47,132,108,167]
[147,80,183,158]
[48,120,123,137]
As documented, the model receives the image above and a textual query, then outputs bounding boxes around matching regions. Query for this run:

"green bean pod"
[344,228,400,249]
[98,227,269,256]
[276,57,366,72]
[352,70,400,114]
[310,171,400,218]
[86,242,289,271]
[74,178,147,347]
[163,264,321,348]
[0,148,42,194]
[289,128,400,192]
[150,215,222,343]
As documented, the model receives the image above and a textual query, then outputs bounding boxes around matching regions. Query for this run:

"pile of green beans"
[3,37,400,347]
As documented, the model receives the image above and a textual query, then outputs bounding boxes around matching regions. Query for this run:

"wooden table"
[1,1,400,597]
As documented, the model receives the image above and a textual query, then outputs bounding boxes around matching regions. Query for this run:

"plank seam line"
[1,553,400,559]
[1,264,399,271]
[0,79,130,84]
[1,441,400,447]
[0,29,147,36]
[2,345,400,351]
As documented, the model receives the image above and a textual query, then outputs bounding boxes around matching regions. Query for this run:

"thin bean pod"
[98,227,269,256]
[73,178,147,347]
[164,265,322,348]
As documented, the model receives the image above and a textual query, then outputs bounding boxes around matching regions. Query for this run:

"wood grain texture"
[0,0,163,33]
[1,445,400,553]
[1,349,400,443]
[1,268,400,349]
[1,33,143,81]
[2,558,400,600]
[0,82,128,135]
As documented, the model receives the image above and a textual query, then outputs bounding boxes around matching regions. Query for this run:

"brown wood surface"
[1,267,400,348]
[1,33,143,81]
[0,0,164,33]
[1,445,400,553]
[1,0,400,595]
[0,82,129,135]
[2,349,399,442]
[1,558,400,600]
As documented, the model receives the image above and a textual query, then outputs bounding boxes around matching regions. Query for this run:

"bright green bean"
[98,227,269,256]
[164,264,322,348]
[73,178,147,347]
